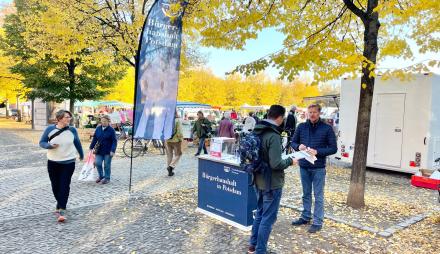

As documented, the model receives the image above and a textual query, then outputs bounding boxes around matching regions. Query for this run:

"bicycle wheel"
[145,140,166,155]
[123,138,143,158]
[156,140,166,155]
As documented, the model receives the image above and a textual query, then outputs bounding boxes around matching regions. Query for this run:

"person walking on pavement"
[39,110,84,222]
[248,105,296,254]
[165,111,183,176]
[284,105,298,135]
[284,105,298,153]
[217,112,235,138]
[89,115,117,184]
[192,111,211,156]
[290,104,337,233]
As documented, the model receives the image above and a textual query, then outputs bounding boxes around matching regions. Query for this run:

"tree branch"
[355,0,366,11]
[0,75,22,81]
[247,0,253,9]
[342,0,366,22]
[299,0,313,14]
[304,5,347,41]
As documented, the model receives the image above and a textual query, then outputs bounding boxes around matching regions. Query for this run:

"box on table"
[209,137,236,159]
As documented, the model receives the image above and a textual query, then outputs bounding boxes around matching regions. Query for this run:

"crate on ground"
[411,175,440,190]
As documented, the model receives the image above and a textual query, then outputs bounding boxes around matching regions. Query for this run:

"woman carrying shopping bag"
[78,151,96,182]
[89,115,117,184]
[39,110,84,223]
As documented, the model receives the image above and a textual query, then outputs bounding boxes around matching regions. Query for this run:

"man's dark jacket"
[291,119,337,168]
[254,120,293,190]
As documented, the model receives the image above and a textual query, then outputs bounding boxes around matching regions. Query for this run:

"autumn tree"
[0,3,23,113]
[55,0,206,71]
[186,0,440,208]
[1,0,125,113]
[174,68,322,108]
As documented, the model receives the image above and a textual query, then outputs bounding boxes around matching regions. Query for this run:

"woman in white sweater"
[39,110,84,222]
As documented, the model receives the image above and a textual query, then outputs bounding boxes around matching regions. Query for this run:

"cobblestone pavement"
[0,130,199,221]
[0,129,47,169]
[1,189,438,254]
[0,119,439,253]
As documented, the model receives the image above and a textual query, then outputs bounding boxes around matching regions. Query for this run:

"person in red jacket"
[230,109,238,120]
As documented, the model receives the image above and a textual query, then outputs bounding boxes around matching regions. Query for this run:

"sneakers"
[291,217,310,226]
[96,177,103,183]
[167,166,175,176]
[56,209,66,222]
[194,153,200,156]
[100,178,110,184]
[308,224,322,233]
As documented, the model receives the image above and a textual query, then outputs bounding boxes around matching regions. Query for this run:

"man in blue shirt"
[290,104,337,233]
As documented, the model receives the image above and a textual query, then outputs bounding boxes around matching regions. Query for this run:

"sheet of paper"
[282,150,317,164]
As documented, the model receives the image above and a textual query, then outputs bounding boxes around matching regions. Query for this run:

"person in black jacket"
[90,115,117,184]
[284,105,297,134]
[284,105,298,154]
[290,104,337,233]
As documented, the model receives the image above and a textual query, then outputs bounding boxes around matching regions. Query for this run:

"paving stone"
[378,231,393,238]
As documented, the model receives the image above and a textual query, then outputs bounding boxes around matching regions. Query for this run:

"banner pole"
[129,0,159,194]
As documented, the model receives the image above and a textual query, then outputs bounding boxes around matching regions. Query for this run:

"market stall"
[196,138,257,231]
[176,101,219,139]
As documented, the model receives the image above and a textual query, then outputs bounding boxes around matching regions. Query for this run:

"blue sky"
[200,28,285,78]
[1,0,438,79]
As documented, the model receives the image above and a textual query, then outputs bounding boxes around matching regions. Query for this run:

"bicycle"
[114,121,132,140]
[122,138,166,158]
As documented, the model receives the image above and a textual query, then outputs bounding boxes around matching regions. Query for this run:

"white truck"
[337,73,440,173]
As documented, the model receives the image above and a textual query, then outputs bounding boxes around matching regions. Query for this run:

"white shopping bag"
[78,151,96,181]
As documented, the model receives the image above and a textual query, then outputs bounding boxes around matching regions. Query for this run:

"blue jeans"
[197,137,207,154]
[95,154,112,180]
[300,167,326,226]
[249,188,282,254]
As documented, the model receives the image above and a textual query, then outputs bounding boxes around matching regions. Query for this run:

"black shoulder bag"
[48,126,70,142]
[93,128,106,154]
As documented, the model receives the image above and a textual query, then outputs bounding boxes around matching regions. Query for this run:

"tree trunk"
[347,0,380,209]
[67,59,76,115]
[5,99,9,118]
[31,99,35,130]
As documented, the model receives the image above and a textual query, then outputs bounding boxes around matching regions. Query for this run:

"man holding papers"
[290,104,337,233]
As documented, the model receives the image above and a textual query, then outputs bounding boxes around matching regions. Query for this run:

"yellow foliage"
[104,68,135,103]
[0,29,23,101]
[20,0,113,66]
[185,0,440,81]
[105,68,325,107]
[177,68,322,108]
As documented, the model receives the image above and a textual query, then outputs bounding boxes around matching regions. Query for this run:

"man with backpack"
[290,104,337,233]
[247,105,296,254]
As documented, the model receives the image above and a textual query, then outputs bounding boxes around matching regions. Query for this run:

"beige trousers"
[166,141,182,168]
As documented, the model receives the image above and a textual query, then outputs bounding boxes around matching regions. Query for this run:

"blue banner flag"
[133,0,187,140]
